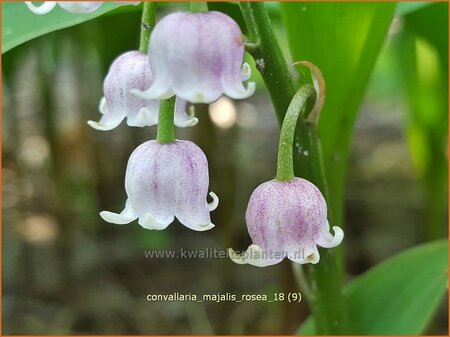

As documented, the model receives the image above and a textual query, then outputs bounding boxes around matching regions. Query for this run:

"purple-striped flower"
[25,1,140,15]
[88,51,197,131]
[132,11,255,104]
[229,178,343,267]
[100,140,219,231]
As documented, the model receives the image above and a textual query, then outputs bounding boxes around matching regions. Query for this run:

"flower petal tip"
[317,225,344,249]
[189,117,199,127]
[229,244,279,267]
[241,63,252,81]
[287,246,320,265]
[245,81,256,98]
[191,223,215,231]
[175,117,199,128]
[138,213,173,230]
[228,247,247,265]
[87,120,115,131]
[330,225,344,246]
[100,211,134,225]
[208,191,219,211]
[188,105,196,118]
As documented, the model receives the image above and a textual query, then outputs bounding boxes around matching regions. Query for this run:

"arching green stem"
[276,85,316,181]
[139,2,156,53]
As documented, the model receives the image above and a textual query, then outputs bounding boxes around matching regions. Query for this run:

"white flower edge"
[228,224,344,267]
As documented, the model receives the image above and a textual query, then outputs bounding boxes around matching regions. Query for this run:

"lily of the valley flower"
[229,178,343,267]
[132,11,255,104]
[228,69,341,267]
[88,51,197,131]
[100,140,219,231]
[25,1,139,15]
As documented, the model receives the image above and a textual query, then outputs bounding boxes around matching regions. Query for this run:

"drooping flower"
[229,178,343,267]
[100,140,219,231]
[88,51,197,131]
[25,1,139,15]
[132,11,255,104]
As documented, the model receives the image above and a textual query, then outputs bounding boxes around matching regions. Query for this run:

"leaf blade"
[395,2,433,16]
[2,2,132,53]
[298,240,448,335]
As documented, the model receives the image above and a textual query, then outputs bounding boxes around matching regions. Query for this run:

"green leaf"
[280,2,395,227]
[395,2,433,16]
[395,3,448,240]
[299,240,448,335]
[2,2,137,53]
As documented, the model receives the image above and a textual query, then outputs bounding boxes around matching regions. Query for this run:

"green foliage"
[395,3,448,240]
[299,240,448,335]
[1,2,138,53]
[280,2,395,226]
[395,2,433,16]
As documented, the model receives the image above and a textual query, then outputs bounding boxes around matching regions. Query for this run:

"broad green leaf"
[2,2,138,53]
[299,240,448,335]
[395,2,433,16]
[280,2,395,227]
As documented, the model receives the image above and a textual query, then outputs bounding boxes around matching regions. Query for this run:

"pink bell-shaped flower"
[25,1,139,15]
[88,51,197,131]
[132,11,255,104]
[229,64,341,267]
[100,140,219,231]
[229,178,343,267]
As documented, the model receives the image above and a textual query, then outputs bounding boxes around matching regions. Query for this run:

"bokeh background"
[2,2,448,335]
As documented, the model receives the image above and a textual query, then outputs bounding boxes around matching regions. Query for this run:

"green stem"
[190,1,208,12]
[139,2,156,53]
[276,85,316,181]
[240,2,348,334]
[138,2,175,142]
[156,97,176,144]
[240,2,295,124]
